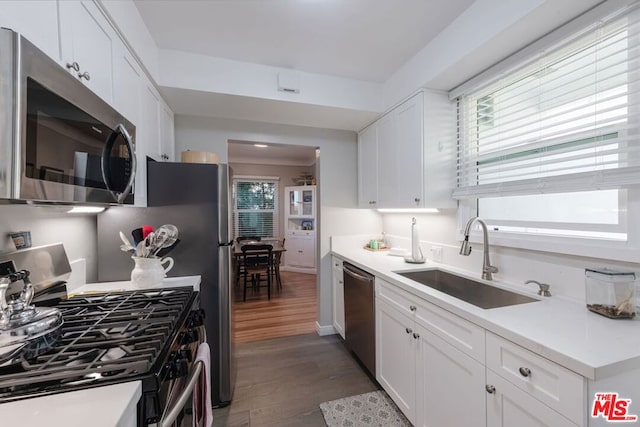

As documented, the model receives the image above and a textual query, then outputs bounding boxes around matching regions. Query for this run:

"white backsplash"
[334,210,640,303]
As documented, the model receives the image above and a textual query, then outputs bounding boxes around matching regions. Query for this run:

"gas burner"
[0,287,195,403]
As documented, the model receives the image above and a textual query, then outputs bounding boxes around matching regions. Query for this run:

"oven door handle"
[101,123,137,204]
[160,359,203,427]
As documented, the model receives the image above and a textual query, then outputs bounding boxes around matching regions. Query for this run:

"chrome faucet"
[460,217,498,280]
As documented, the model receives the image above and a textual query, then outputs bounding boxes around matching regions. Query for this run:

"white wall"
[175,115,382,328]
[0,205,98,282]
[381,210,640,302]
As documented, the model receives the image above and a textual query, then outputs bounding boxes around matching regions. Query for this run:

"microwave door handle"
[101,123,136,204]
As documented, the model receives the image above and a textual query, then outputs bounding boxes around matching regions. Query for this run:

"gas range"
[0,287,202,425]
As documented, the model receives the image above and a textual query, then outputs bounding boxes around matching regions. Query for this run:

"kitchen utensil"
[142,225,154,239]
[151,225,179,256]
[155,239,180,258]
[136,240,148,258]
[120,244,136,254]
[119,231,135,250]
[156,224,179,247]
[132,228,144,245]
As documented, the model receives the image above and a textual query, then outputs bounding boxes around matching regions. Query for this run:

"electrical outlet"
[430,246,443,263]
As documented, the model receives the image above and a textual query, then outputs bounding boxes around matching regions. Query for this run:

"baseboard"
[315,321,337,336]
[281,266,317,274]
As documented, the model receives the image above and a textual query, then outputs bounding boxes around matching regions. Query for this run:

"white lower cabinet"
[417,325,486,427]
[375,277,585,427]
[376,299,417,424]
[285,232,315,269]
[486,370,578,427]
[332,257,345,339]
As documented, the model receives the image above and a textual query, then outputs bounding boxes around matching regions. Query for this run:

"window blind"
[453,3,640,199]
[232,177,280,239]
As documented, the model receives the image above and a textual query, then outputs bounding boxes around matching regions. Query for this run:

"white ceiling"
[133,0,475,83]
[228,140,317,166]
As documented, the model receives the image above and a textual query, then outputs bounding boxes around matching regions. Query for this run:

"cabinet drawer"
[376,278,418,317]
[376,279,485,362]
[486,332,584,425]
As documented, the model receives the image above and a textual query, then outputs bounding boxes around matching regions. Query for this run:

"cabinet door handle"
[485,385,496,394]
[409,305,417,312]
[519,367,531,377]
[412,332,420,339]
[405,327,412,334]
[78,71,91,81]
[66,61,80,72]
[414,197,420,203]
[338,280,343,284]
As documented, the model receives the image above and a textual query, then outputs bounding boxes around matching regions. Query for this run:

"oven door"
[156,324,207,427]
[7,29,136,204]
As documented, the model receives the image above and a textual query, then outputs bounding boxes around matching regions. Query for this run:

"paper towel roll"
[411,217,421,260]
[181,150,220,164]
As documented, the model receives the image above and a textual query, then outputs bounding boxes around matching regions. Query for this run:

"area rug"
[319,390,411,427]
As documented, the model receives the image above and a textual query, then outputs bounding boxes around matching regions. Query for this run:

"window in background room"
[453,2,640,248]
[232,176,280,239]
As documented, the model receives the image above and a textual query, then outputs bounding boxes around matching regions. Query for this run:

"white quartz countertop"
[331,244,640,380]
[69,275,202,294]
[0,381,141,427]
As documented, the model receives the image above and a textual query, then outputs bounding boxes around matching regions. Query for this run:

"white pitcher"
[130,256,174,288]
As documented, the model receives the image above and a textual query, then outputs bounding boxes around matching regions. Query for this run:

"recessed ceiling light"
[254,144,268,148]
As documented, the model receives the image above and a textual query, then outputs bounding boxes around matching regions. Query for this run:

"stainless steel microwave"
[0,28,136,205]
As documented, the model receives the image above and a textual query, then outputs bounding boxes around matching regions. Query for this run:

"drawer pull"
[485,385,496,394]
[405,327,412,334]
[409,305,417,312]
[412,332,420,339]
[519,367,531,377]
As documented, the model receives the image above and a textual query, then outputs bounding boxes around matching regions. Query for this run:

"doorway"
[228,140,320,343]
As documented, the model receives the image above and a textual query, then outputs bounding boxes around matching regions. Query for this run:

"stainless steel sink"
[396,269,539,309]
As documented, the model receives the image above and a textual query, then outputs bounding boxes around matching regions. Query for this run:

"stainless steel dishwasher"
[343,262,376,376]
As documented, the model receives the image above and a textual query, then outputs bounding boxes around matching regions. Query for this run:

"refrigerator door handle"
[218,240,234,247]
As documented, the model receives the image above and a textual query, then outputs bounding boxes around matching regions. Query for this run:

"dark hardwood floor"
[233,271,318,343]
[212,333,379,426]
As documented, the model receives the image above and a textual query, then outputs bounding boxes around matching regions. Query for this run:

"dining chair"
[241,244,273,301]
[234,236,263,286]
[271,237,285,291]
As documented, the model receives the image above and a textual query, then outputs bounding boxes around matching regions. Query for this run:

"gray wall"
[175,115,383,330]
[0,205,98,282]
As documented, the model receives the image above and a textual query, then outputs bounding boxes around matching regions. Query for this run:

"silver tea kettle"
[0,270,63,366]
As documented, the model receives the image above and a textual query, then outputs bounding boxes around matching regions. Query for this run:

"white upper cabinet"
[59,1,117,103]
[357,124,378,208]
[112,47,143,127]
[0,1,61,62]
[358,90,456,209]
[159,103,176,162]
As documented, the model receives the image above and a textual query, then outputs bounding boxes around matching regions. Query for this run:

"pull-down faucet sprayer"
[460,217,498,281]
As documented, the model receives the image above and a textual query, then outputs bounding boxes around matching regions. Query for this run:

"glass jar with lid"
[585,268,637,319]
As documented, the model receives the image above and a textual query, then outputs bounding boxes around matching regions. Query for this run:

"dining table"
[232,240,287,289]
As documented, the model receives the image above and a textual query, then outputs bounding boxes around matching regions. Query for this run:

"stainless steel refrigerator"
[96,161,235,407]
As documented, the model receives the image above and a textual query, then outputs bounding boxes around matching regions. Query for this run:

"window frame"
[232,175,280,239]
[453,2,640,263]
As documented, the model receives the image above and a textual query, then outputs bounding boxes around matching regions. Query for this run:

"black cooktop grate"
[0,287,194,402]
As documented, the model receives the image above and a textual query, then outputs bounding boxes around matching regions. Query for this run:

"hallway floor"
[212,333,378,426]
[233,271,317,343]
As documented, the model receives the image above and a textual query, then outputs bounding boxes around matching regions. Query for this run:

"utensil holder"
[130,256,174,288]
